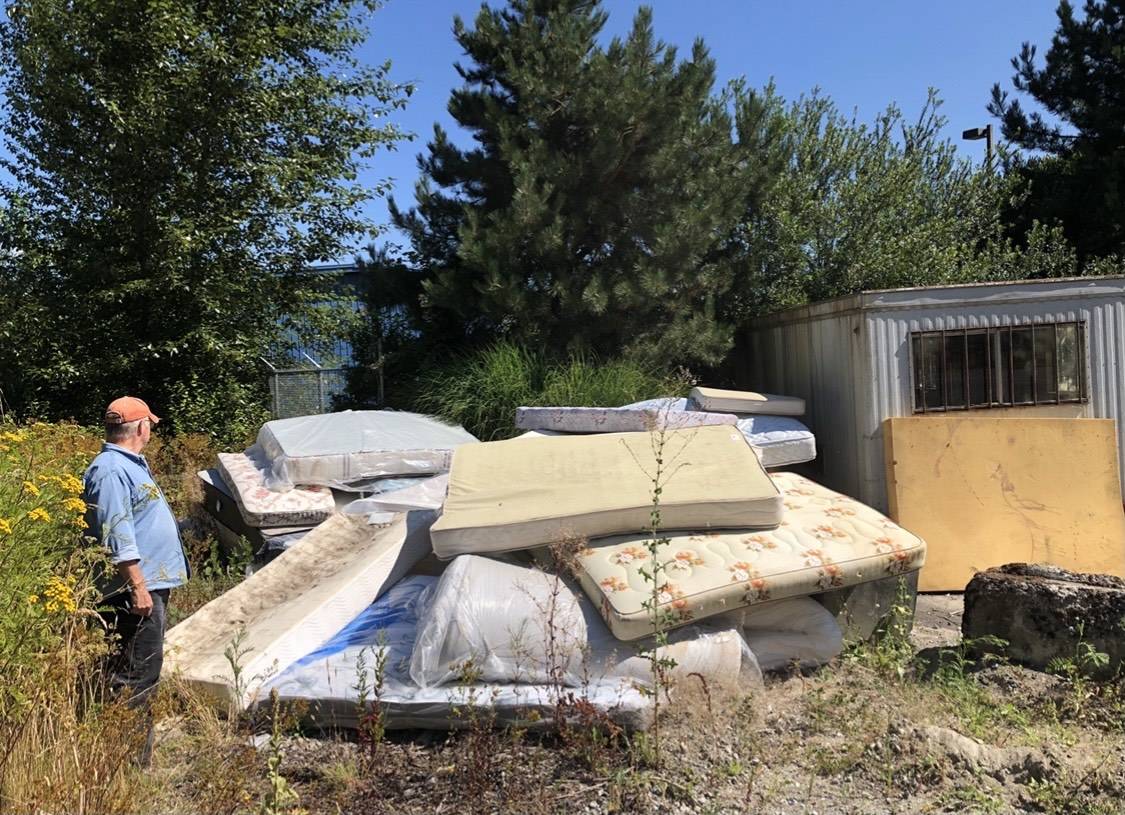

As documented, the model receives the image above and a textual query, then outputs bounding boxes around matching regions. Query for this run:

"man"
[83,396,189,764]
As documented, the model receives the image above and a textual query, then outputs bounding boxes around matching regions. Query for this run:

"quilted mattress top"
[574,471,926,640]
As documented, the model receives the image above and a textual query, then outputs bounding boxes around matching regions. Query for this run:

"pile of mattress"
[195,410,478,559]
[435,421,925,642]
[171,395,926,733]
[518,385,817,470]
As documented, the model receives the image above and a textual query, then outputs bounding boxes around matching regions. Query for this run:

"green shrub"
[166,374,271,450]
[413,342,690,440]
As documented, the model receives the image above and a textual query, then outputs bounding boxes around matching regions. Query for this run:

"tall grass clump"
[413,341,691,440]
[0,421,149,814]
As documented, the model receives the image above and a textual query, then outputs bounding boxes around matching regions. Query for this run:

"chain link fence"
[266,366,348,419]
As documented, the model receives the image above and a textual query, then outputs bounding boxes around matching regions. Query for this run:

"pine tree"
[393,0,775,369]
[989,0,1125,263]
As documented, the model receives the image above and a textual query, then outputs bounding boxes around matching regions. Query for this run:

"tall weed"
[0,421,143,812]
[414,341,691,440]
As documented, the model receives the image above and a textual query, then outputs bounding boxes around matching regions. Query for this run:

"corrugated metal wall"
[744,301,865,500]
[745,278,1125,513]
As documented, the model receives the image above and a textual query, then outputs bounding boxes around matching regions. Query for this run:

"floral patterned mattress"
[216,452,337,527]
[574,472,926,640]
[514,405,737,434]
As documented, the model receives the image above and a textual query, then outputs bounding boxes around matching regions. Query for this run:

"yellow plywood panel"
[884,417,1125,592]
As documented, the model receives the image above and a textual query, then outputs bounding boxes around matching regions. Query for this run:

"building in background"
[267,262,365,418]
[741,276,1125,511]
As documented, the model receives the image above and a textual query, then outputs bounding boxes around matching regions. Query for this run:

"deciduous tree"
[0,0,410,430]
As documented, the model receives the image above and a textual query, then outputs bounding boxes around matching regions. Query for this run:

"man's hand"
[130,584,153,617]
[117,560,152,617]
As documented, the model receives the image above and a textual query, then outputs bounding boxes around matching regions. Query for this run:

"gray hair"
[105,418,143,443]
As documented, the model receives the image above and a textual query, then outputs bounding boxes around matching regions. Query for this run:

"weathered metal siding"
[746,278,1125,512]
[743,300,866,500]
[860,279,1125,511]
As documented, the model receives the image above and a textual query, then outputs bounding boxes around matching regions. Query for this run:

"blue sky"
[358,0,1063,258]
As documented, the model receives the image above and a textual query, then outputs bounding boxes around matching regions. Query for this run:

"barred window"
[910,322,1087,412]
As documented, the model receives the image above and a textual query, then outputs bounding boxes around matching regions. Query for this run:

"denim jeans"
[100,588,170,765]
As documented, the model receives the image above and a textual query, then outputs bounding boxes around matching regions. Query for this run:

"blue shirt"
[83,443,189,595]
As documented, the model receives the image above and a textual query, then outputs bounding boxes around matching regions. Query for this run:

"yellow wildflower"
[71,516,89,530]
[27,595,38,604]
[0,518,11,536]
[43,576,77,614]
[60,474,84,495]
[27,507,51,523]
[22,480,41,497]
[63,497,87,514]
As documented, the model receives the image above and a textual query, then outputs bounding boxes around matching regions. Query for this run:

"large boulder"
[962,563,1125,678]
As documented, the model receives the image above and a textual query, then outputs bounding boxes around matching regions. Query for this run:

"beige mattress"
[216,452,336,527]
[690,387,805,416]
[574,472,926,640]
[163,512,433,710]
[430,425,782,559]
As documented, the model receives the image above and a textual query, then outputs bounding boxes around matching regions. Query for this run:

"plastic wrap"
[264,576,654,731]
[342,473,450,521]
[737,596,844,671]
[515,405,736,434]
[252,410,479,492]
[410,555,588,687]
[620,396,692,412]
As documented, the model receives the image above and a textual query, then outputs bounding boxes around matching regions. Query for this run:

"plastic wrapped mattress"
[252,410,479,491]
[265,569,761,731]
[263,576,655,731]
[429,425,783,558]
[572,471,926,640]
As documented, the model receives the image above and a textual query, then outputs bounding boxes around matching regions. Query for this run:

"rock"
[962,563,1125,678]
[905,724,1054,782]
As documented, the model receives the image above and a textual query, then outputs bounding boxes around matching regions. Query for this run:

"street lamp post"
[962,124,993,168]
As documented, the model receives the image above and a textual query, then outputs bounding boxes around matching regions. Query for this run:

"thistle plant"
[624,409,697,766]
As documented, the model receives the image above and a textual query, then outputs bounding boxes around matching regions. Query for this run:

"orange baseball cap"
[104,396,160,425]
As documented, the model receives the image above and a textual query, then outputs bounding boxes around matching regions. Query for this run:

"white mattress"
[216,452,336,527]
[163,512,434,710]
[515,405,735,434]
[738,416,817,468]
[691,387,805,416]
[429,425,784,559]
[253,410,479,491]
